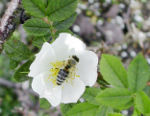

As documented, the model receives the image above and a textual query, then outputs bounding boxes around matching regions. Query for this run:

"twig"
[0,77,20,88]
[123,1,131,33]
[0,0,26,53]
[0,78,39,115]
[0,78,37,96]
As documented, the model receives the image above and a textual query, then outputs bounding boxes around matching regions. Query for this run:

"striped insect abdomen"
[56,69,69,85]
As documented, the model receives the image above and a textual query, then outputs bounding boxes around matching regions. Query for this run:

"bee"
[56,55,79,85]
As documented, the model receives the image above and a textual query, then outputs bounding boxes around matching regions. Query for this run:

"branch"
[0,77,20,88]
[0,0,10,17]
[0,78,40,115]
[0,0,29,53]
[0,78,37,96]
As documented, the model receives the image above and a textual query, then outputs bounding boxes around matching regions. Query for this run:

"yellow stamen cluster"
[49,61,65,85]
[48,60,80,86]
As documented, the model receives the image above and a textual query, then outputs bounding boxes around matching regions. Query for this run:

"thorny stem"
[43,17,56,43]
[0,0,28,53]
[49,23,57,43]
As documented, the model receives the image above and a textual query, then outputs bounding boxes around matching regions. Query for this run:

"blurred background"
[0,0,150,115]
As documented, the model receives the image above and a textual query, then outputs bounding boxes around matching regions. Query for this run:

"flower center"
[48,59,79,86]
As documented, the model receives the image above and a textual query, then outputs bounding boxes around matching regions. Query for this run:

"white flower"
[29,33,98,106]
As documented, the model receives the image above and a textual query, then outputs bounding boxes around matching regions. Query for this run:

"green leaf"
[82,87,101,105]
[132,108,141,116]
[100,54,128,88]
[135,91,150,114]
[96,105,113,116]
[23,18,50,36]
[54,14,77,31]
[4,38,32,62]
[144,86,150,97]
[32,36,51,48]
[13,60,32,82]
[39,98,50,109]
[96,88,133,110]
[127,53,150,92]
[22,0,46,18]
[47,0,78,21]
[60,104,75,116]
[108,113,123,116]
[66,102,99,116]
[9,59,19,69]
[0,55,11,78]
[40,0,48,8]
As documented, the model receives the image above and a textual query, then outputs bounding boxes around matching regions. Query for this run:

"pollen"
[48,60,79,86]
[48,61,65,85]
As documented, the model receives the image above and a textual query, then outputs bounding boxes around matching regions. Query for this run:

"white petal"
[43,86,62,107]
[31,72,47,96]
[77,51,98,86]
[32,72,62,106]
[52,33,86,60]
[42,72,62,107]
[29,42,56,77]
[61,78,85,103]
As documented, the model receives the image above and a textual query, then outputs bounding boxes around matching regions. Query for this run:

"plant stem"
[0,0,29,53]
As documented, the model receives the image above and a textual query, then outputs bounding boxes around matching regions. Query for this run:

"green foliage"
[82,87,101,105]
[144,86,150,97]
[127,54,150,92]
[108,113,123,116]
[0,55,12,78]
[47,0,78,21]
[22,0,46,18]
[4,35,32,82]
[32,36,51,48]
[9,59,19,69]
[23,0,77,47]
[65,102,99,116]
[135,91,150,115]
[0,87,20,116]
[23,0,78,20]
[23,18,50,36]
[100,54,128,88]
[61,103,75,116]
[96,88,133,110]
[54,14,77,31]
[39,98,51,109]
[13,60,32,82]
[4,37,32,62]
[98,53,150,115]
[0,57,21,116]
[132,108,141,116]
[96,106,113,116]
[64,102,113,116]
